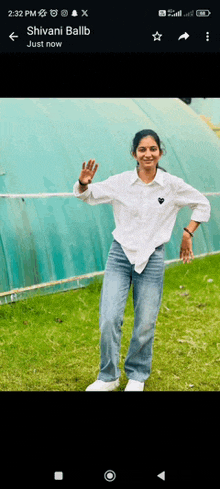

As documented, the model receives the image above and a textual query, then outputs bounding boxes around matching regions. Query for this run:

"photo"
[1,4,220,485]
[0,97,219,392]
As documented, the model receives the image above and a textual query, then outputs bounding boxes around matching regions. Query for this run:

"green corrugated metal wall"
[0,98,220,303]
[190,98,220,125]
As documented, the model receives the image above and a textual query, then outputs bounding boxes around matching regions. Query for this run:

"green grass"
[0,254,219,391]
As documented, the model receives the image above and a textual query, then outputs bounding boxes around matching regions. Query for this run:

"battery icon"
[196,9,211,17]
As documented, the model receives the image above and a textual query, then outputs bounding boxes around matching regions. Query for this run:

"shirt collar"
[129,167,165,187]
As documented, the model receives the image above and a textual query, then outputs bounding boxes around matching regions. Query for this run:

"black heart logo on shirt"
[158,198,165,204]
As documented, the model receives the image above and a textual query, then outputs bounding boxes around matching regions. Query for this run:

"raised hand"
[79,159,99,185]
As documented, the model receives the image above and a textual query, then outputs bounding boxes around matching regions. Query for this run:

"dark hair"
[131,129,167,172]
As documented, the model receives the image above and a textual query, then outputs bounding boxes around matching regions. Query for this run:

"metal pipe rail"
[0,192,220,198]
[0,251,219,300]
[0,190,219,301]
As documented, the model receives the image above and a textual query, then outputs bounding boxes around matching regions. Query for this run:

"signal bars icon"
[168,9,182,16]
[184,10,194,16]
[158,10,195,17]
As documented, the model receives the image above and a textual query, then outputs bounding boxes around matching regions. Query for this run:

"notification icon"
[158,10,166,16]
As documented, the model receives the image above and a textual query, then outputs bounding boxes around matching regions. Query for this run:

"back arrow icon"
[9,32,19,41]
[157,471,165,481]
[178,32,190,40]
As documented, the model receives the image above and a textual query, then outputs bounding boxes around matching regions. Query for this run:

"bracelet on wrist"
[78,179,88,186]
[183,227,194,237]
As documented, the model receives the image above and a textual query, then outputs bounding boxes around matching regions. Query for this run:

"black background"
[1,392,218,485]
[1,51,219,96]
[1,3,219,487]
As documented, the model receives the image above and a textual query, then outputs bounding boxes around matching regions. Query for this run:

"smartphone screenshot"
[0,4,219,486]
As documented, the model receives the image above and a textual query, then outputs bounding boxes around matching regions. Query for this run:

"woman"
[73,129,211,391]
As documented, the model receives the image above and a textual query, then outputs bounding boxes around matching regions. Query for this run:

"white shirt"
[73,168,211,274]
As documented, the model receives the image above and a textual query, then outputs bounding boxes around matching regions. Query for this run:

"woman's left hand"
[180,233,194,264]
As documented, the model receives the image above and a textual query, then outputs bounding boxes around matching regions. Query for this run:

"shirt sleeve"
[73,174,118,206]
[174,177,211,222]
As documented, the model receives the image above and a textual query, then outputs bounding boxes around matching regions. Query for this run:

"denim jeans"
[98,239,165,383]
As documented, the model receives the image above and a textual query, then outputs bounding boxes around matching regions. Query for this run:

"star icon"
[152,31,163,41]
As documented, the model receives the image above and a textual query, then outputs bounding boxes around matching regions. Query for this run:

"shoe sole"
[124,381,145,391]
[86,379,120,392]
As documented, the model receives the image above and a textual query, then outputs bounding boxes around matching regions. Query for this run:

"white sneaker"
[85,378,120,391]
[124,380,145,391]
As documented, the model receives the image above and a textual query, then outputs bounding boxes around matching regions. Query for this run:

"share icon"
[178,32,190,40]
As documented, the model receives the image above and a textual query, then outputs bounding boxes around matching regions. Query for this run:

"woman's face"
[133,136,163,172]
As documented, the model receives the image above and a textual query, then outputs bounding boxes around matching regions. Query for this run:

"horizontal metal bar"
[0,271,105,298]
[0,250,219,299]
[0,192,220,198]
[0,193,75,198]
[164,249,220,264]
[203,192,220,196]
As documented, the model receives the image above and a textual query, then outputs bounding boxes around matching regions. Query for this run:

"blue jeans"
[98,239,165,383]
